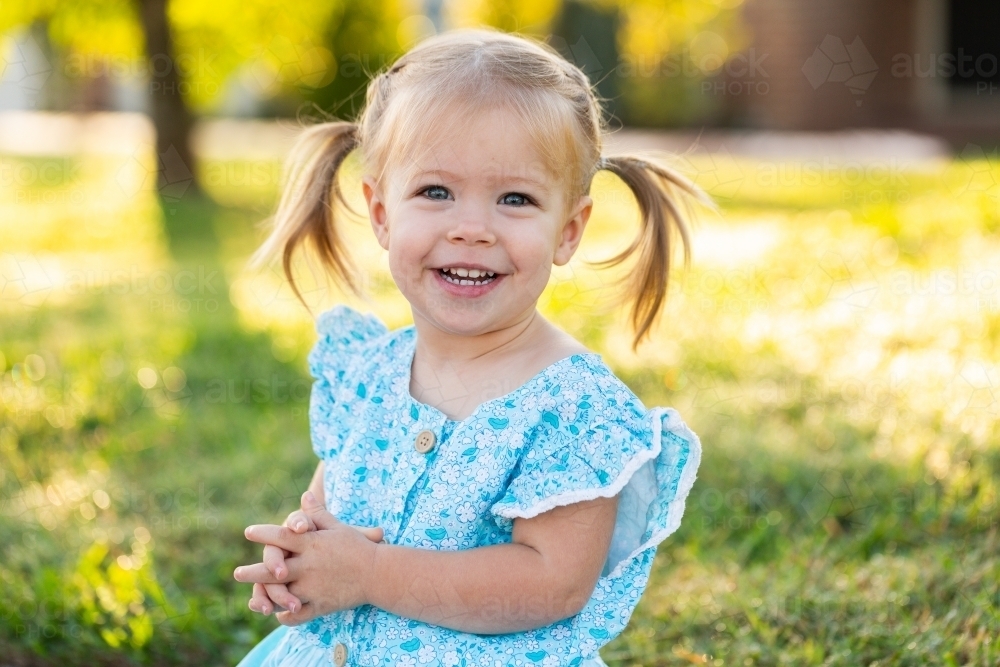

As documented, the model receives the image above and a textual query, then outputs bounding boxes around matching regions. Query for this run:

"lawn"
[1,144,999,666]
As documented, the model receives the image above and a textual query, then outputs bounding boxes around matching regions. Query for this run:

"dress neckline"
[397,326,603,426]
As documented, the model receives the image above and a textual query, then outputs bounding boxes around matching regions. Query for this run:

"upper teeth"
[442,268,495,279]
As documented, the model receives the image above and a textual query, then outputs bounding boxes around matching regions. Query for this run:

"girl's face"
[362,106,593,338]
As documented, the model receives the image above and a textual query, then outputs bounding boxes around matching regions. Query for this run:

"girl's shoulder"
[307,305,396,382]
[486,351,701,580]
[314,304,390,350]
[512,351,648,429]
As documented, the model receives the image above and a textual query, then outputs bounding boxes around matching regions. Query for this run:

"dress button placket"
[331,641,348,666]
[414,429,436,453]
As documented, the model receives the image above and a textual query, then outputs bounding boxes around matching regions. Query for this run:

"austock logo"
[116,144,195,202]
[0,253,54,308]
[957,143,1000,202]
[795,469,879,533]
[803,35,878,105]
[251,469,313,521]
[0,32,52,108]
[118,364,192,420]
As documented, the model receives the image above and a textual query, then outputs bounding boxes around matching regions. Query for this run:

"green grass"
[1,148,999,666]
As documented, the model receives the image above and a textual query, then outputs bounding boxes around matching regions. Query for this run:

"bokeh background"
[2,1,999,665]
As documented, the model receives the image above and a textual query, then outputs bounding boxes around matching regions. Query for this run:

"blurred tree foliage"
[450,0,749,127]
[299,0,408,120]
[0,0,142,58]
[0,0,747,124]
[0,0,404,114]
[614,0,748,126]
[445,0,562,35]
[549,1,622,124]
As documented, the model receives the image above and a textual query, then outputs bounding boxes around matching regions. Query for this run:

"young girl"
[233,28,708,667]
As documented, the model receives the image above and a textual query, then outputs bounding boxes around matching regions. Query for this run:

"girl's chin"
[423,309,500,335]
[412,299,512,337]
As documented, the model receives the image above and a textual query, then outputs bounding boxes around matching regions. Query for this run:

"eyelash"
[419,185,450,201]
[418,185,537,207]
[500,192,535,207]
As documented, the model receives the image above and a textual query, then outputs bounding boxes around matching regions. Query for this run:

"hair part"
[253,27,714,349]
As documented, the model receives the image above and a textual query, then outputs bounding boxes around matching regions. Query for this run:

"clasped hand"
[234,491,384,625]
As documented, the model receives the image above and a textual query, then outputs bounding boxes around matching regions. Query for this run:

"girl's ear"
[363,175,390,250]
[553,194,593,266]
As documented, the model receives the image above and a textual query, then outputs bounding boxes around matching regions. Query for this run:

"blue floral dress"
[237,305,701,667]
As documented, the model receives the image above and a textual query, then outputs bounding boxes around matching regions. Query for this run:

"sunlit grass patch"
[1,149,999,665]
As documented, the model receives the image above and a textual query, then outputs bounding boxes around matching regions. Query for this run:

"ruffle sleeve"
[489,405,701,657]
[489,410,662,526]
[489,406,700,570]
[598,407,701,578]
[307,305,388,459]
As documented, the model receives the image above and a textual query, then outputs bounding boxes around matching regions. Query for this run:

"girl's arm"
[366,495,619,633]
[239,493,618,634]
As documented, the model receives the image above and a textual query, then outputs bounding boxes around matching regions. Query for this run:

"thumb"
[301,491,341,530]
[356,526,385,543]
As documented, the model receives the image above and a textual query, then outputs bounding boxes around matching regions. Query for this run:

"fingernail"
[295,521,306,531]
[304,491,316,503]
[263,605,271,615]
[233,568,242,579]
[290,602,300,613]
[276,567,284,579]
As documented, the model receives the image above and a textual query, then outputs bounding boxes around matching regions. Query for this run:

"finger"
[263,543,289,580]
[300,491,342,531]
[276,601,315,626]
[235,562,295,585]
[355,526,385,543]
[264,583,302,614]
[250,583,274,615]
[284,510,315,533]
[244,524,304,550]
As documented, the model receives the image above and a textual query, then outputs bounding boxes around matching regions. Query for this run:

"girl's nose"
[446,209,496,246]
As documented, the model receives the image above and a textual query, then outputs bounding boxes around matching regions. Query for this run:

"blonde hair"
[253,27,713,349]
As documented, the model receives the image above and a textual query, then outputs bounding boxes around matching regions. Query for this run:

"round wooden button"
[332,642,348,666]
[414,429,436,453]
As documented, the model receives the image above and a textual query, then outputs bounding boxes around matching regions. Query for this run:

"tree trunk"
[137,0,203,202]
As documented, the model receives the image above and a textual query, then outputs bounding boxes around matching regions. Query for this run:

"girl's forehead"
[388,107,565,189]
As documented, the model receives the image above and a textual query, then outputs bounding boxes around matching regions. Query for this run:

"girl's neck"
[411,308,547,366]
[408,308,591,421]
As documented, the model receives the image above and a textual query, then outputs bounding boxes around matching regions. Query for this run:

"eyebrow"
[413,169,552,194]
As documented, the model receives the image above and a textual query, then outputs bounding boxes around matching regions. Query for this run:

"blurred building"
[736,0,1000,142]
[2,0,998,146]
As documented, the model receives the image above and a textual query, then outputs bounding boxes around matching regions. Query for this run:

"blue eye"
[500,193,533,207]
[421,185,451,200]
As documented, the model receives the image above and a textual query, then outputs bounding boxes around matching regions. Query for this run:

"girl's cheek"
[386,228,420,260]
[510,234,555,266]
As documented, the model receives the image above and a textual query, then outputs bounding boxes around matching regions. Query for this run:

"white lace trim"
[605,407,702,580]
[493,406,700,534]
[491,407,701,582]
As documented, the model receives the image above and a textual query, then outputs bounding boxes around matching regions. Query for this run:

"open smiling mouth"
[437,267,498,286]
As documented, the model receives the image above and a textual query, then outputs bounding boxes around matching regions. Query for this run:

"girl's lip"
[432,268,505,298]
[433,263,496,272]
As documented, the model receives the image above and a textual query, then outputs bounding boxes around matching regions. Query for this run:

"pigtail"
[251,121,361,304]
[595,155,715,349]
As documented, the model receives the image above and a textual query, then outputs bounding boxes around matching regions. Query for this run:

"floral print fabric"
[250,305,702,666]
